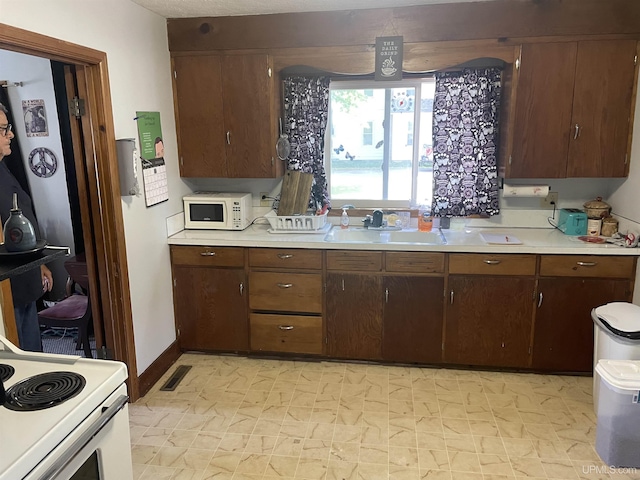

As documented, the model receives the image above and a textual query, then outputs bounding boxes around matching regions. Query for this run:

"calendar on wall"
[136,111,169,207]
[142,158,168,207]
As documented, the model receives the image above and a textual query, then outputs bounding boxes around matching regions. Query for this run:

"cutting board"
[277,170,313,216]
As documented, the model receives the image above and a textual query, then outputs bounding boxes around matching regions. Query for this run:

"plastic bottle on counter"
[418,205,433,232]
[340,208,349,229]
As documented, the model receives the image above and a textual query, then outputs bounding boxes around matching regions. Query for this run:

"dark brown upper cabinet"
[505,40,638,179]
[172,54,280,178]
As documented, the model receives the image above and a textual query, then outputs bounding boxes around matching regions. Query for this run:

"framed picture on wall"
[22,99,48,137]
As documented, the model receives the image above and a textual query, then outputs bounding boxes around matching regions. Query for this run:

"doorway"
[0,23,139,400]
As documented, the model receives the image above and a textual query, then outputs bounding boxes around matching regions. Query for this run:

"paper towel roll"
[503,184,550,197]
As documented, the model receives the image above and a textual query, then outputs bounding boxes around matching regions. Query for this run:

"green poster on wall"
[135,111,168,207]
[135,111,164,160]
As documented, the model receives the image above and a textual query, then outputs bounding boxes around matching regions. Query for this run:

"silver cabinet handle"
[200,251,216,256]
[341,278,345,291]
[450,290,454,305]
[277,254,293,259]
[385,288,389,303]
[226,131,231,144]
[277,283,293,288]
[278,325,294,331]
[538,292,543,308]
[577,261,597,267]
[483,260,501,265]
[239,283,244,296]
[501,342,505,348]
[574,124,580,139]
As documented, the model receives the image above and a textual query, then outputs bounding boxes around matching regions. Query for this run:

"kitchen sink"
[323,228,382,243]
[382,230,447,244]
[324,227,446,245]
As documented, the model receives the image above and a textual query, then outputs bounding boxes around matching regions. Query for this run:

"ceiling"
[130,0,488,18]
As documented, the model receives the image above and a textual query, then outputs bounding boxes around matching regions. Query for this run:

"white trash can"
[592,302,640,412]
[595,359,640,468]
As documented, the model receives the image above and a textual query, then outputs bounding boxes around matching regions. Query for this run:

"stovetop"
[0,336,128,479]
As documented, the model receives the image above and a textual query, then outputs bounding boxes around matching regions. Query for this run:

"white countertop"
[168,224,640,256]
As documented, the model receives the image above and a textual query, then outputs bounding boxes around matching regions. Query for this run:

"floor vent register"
[159,365,192,391]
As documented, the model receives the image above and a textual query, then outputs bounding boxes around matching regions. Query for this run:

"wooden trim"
[0,23,105,64]
[328,208,418,218]
[167,0,640,52]
[0,279,18,345]
[137,340,182,398]
[0,23,139,400]
[63,65,105,353]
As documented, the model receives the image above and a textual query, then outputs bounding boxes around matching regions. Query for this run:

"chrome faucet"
[372,209,384,228]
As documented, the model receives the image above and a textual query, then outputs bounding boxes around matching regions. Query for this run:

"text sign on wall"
[375,36,403,81]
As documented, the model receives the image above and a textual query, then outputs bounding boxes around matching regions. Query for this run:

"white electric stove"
[0,335,133,480]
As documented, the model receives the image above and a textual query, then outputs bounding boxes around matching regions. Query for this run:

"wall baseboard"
[137,340,181,398]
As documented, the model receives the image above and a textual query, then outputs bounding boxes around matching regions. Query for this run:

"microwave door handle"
[37,395,129,480]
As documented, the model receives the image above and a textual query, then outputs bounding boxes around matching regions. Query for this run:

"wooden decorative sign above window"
[375,36,403,81]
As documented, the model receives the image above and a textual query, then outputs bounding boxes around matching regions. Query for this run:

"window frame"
[325,77,434,209]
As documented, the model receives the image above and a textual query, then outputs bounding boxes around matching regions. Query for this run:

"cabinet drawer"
[250,314,323,354]
[171,246,244,267]
[449,254,536,275]
[249,248,322,270]
[539,255,636,278]
[385,252,445,273]
[326,251,383,271]
[249,272,322,313]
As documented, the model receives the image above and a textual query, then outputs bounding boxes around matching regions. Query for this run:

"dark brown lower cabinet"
[532,278,632,372]
[383,276,444,363]
[326,273,383,360]
[445,276,534,368]
[173,266,248,351]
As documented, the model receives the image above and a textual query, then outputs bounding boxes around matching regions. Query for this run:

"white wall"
[0,0,192,373]
[0,51,75,300]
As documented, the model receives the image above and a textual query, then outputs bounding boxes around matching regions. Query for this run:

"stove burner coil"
[0,364,15,382]
[4,371,86,411]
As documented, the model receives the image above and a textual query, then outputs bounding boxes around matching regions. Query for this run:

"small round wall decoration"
[28,147,58,178]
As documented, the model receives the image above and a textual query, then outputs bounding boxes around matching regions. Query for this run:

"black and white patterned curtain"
[283,76,331,210]
[431,68,502,217]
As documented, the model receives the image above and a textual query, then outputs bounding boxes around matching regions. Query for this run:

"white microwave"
[183,192,253,230]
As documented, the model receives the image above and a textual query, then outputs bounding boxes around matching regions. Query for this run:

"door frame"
[0,23,139,400]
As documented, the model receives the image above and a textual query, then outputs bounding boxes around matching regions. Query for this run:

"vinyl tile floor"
[129,354,640,480]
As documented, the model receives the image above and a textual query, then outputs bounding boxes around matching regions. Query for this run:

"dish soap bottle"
[3,193,37,252]
[340,208,349,229]
[418,204,433,232]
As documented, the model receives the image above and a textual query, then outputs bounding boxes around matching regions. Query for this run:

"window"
[326,78,435,208]
[363,121,373,146]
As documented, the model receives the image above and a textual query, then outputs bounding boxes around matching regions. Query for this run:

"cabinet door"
[383,276,444,363]
[222,55,275,178]
[172,55,227,177]
[567,40,638,177]
[326,273,383,360]
[533,278,632,372]
[508,42,577,178]
[173,266,248,351]
[445,276,534,368]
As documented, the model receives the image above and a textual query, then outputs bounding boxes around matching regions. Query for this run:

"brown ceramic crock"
[583,197,611,218]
